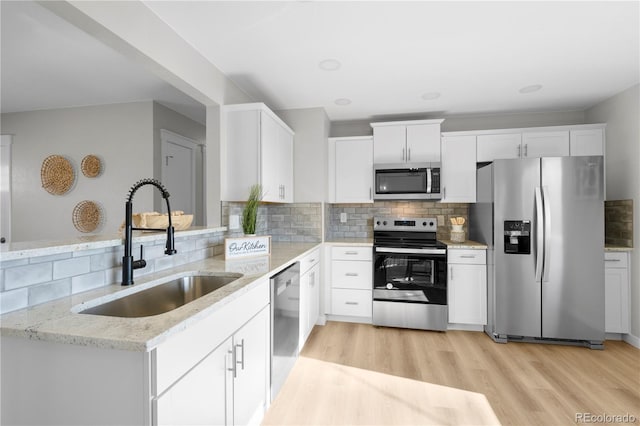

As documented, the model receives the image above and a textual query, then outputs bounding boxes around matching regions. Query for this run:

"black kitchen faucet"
[122,178,177,285]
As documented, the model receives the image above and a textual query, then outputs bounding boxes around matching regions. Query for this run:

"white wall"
[277,108,330,202]
[586,83,640,342]
[330,110,586,137]
[1,102,154,242]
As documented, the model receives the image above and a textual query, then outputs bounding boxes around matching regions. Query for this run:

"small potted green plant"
[242,184,262,235]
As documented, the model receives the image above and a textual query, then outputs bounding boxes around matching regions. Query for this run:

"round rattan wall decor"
[72,200,102,233]
[41,155,75,195]
[81,154,102,178]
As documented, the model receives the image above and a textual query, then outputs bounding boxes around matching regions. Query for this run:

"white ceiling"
[0,1,206,124]
[2,1,638,124]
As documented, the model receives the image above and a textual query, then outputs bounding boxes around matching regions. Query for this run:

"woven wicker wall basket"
[72,200,102,233]
[81,154,102,178]
[41,155,75,195]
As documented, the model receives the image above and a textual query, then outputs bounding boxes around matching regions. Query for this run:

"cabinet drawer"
[605,252,628,268]
[331,289,372,317]
[448,249,486,264]
[300,248,320,273]
[331,246,372,261]
[331,260,372,289]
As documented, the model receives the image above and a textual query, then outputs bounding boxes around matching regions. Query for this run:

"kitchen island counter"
[0,242,319,352]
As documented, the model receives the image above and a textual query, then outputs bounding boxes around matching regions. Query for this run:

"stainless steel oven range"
[372,217,448,331]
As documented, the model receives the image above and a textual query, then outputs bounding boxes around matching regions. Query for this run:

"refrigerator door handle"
[535,187,544,281]
[542,186,551,282]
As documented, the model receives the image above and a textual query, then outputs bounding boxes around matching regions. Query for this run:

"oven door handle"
[375,247,446,255]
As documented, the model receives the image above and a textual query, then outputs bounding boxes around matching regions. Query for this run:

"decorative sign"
[224,235,271,259]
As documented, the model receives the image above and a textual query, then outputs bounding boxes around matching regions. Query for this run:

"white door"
[373,125,406,163]
[406,124,441,163]
[570,128,604,156]
[522,131,570,158]
[233,306,270,425]
[335,137,373,203]
[0,135,12,244]
[441,135,476,202]
[260,112,281,202]
[155,337,232,426]
[476,133,522,161]
[160,130,198,218]
[448,264,487,325]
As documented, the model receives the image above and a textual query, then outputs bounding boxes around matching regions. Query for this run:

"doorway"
[160,129,202,225]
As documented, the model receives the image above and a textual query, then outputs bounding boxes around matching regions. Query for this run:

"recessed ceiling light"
[421,92,441,100]
[334,98,351,106]
[519,84,543,94]
[319,59,341,71]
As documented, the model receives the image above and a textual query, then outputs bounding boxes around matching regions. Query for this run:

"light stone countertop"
[441,240,488,249]
[604,245,633,252]
[0,226,227,261]
[324,238,373,246]
[0,241,319,352]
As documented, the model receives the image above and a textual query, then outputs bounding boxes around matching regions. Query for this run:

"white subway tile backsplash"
[90,252,120,272]
[71,271,106,294]
[53,257,91,280]
[0,288,28,314]
[5,262,52,290]
[29,253,72,264]
[29,279,71,306]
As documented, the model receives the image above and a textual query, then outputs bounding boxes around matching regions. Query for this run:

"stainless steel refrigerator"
[470,156,605,349]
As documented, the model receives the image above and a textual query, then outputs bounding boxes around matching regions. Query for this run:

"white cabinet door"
[300,262,321,347]
[406,124,441,163]
[448,260,487,325]
[522,131,570,158]
[476,133,522,161]
[233,306,270,425]
[335,137,373,203]
[155,338,231,426]
[373,125,406,163]
[441,135,476,202]
[278,125,294,203]
[570,128,604,156]
[604,252,629,334]
[260,112,282,202]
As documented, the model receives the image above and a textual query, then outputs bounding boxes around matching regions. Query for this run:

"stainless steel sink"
[80,273,242,318]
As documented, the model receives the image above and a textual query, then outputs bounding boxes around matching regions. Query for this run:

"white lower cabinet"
[328,246,373,319]
[299,248,321,349]
[153,279,270,426]
[604,251,630,334]
[447,249,487,325]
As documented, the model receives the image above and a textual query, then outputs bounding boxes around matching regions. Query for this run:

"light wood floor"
[263,321,640,425]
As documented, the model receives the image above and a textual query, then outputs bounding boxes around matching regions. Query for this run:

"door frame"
[1,135,12,244]
[160,129,199,219]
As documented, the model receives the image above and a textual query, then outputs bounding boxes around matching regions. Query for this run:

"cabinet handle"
[283,185,286,200]
[517,145,521,157]
[605,259,621,262]
[310,271,315,287]
[460,255,476,258]
[345,301,359,305]
[524,144,528,157]
[345,272,359,277]
[402,147,406,162]
[443,187,446,200]
[236,339,245,372]
[369,187,372,200]
[344,251,359,255]
[408,147,411,161]
[228,348,237,378]
[450,266,453,281]
[288,297,300,301]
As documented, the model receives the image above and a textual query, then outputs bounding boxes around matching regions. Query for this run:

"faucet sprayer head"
[126,178,170,202]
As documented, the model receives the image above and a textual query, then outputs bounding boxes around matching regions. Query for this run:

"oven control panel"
[373,217,438,232]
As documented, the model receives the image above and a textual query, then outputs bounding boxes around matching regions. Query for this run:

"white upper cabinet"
[476,133,522,162]
[464,124,605,163]
[570,127,604,156]
[224,103,294,203]
[371,119,444,164]
[441,135,476,202]
[329,136,374,203]
[521,131,569,158]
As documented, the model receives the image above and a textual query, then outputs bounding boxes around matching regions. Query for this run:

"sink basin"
[80,273,242,318]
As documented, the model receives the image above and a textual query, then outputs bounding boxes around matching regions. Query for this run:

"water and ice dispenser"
[503,220,531,254]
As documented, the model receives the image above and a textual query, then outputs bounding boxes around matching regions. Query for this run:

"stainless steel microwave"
[373,163,441,200]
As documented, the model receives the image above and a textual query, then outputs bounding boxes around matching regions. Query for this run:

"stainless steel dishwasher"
[270,262,300,402]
